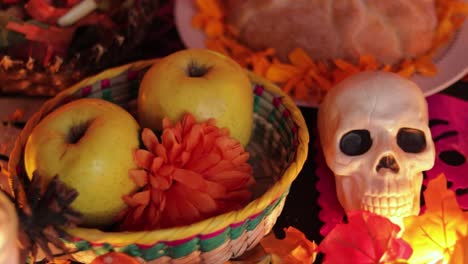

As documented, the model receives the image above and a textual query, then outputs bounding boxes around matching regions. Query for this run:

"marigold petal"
[151,190,164,205]
[359,54,379,71]
[414,55,438,76]
[129,169,148,187]
[162,118,172,129]
[122,195,140,207]
[187,152,221,173]
[201,180,225,198]
[205,20,224,38]
[161,190,180,226]
[141,128,159,152]
[204,160,235,176]
[177,184,218,214]
[266,63,300,83]
[212,170,254,189]
[180,151,191,167]
[215,136,237,151]
[134,149,155,169]
[149,173,171,190]
[191,13,207,28]
[162,129,178,150]
[168,142,184,163]
[195,0,223,18]
[185,124,203,152]
[334,59,359,74]
[155,144,168,162]
[158,164,175,177]
[132,190,150,205]
[172,168,207,190]
[182,113,197,132]
[231,152,250,166]
[132,205,146,222]
[151,157,164,173]
[221,144,245,160]
[289,48,314,67]
[164,188,201,226]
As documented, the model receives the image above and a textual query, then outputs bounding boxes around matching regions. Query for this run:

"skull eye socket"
[340,130,372,156]
[397,128,426,153]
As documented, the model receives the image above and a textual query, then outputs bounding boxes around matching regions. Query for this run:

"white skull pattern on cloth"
[318,71,435,224]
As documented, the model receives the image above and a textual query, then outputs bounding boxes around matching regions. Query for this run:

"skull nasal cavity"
[376,155,400,173]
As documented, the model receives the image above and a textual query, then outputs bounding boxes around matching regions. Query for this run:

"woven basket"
[8,59,309,263]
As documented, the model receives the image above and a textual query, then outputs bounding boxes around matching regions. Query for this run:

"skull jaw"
[334,172,423,227]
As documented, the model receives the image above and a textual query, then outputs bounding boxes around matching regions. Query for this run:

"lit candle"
[58,0,98,27]
[0,190,18,264]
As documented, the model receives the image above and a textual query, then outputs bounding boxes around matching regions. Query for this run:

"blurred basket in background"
[8,59,309,263]
[0,0,183,97]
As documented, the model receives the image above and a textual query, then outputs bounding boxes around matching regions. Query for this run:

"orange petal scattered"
[119,113,254,231]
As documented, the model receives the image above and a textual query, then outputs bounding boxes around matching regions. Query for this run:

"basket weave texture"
[8,59,309,264]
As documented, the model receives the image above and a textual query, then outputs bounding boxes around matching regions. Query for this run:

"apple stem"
[67,120,92,144]
[187,60,211,78]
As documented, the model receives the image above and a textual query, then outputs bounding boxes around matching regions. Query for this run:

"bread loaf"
[224,0,437,64]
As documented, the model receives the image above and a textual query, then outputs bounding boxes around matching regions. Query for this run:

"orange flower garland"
[119,113,255,231]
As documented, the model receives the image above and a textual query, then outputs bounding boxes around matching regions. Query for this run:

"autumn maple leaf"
[230,227,317,264]
[319,211,412,264]
[261,227,317,263]
[403,174,468,263]
[449,226,468,264]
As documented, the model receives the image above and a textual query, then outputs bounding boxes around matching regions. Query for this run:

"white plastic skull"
[318,71,435,223]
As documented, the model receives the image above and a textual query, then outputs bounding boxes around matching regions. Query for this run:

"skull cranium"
[318,71,435,223]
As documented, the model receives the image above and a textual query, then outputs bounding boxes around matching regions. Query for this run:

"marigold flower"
[119,113,254,230]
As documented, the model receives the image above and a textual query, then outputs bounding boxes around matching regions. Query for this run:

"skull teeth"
[361,194,413,217]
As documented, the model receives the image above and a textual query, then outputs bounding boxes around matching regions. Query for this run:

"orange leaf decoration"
[261,227,317,264]
[402,173,468,263]
[119,113,254,230]
[90,252,140,264]
[319,211,412,264]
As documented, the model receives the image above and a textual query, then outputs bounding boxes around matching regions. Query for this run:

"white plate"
[174,0,468,108]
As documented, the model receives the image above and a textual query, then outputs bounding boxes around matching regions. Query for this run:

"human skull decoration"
[318,71,435,224]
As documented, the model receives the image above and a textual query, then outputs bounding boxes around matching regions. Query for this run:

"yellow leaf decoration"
[229,227,317,264]
[402,174,468,263]
[449,226,468,264]
[261,227,317,264]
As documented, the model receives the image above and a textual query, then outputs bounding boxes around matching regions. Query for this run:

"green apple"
[24,98,140,227]
[138,49,253,145]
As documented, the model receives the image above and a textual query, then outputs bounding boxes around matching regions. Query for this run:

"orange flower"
[119,113,254,230]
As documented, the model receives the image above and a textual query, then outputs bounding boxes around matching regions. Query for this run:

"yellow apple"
[24,98,140,227]
[138,49,253,145]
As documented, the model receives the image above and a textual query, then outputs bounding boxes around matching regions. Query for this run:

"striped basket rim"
[8,58,309,247]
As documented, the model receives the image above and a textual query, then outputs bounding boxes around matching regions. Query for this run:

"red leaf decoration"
[319,211,412,264]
